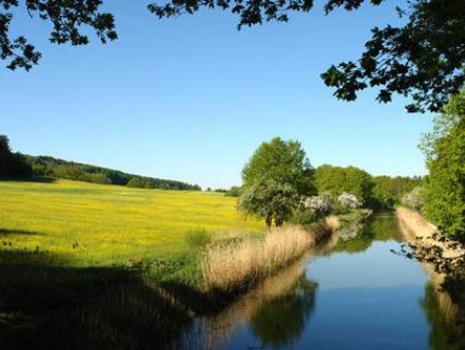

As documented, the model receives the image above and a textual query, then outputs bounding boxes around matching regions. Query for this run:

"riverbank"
[396,206,465,342]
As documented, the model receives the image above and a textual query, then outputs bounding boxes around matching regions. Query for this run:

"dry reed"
[202,220,338,293]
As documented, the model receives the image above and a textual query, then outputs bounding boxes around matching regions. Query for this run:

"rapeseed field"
[0,179,263,266]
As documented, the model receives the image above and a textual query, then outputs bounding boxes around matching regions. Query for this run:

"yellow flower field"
[0,179,263,266]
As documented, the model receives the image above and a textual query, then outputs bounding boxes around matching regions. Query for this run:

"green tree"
[0,135,32,178]
[314,165,373,205]
[4,1,465,113]
[421,92,465,238]
[239,137,315,227]
[126,177,145,188]
[371,175,422,210]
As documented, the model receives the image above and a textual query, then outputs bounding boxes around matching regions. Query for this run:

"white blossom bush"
[401,186,424,212]
[302,192,333,217]
[337,192,362,209]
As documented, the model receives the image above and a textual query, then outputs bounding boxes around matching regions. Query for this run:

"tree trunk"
[265,215,272,229]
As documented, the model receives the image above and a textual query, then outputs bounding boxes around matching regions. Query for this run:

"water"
[179,215,465,350]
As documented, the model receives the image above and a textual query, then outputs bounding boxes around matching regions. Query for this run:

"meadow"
[0,179,263,266]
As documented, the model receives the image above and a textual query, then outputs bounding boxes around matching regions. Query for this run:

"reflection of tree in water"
[250,276,317,348]
[333,215,403,255]
[420,282,465,350]
[369,215,404,242]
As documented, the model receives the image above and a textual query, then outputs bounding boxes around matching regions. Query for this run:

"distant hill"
[23,155,201,191]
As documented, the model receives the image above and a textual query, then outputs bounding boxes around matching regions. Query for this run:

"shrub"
[126,177,145,188]
[290,210,316,226]
[302,192,332,217]
[402,186,424,213]
[225,186,241,197]
[185,229,212,248]
[337,192,362,209]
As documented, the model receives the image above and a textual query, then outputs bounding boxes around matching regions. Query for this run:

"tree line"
[237,137,421,227]
[0,135,201,191]
[24,155,201,190]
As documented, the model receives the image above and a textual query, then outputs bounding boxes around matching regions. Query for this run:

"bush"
[290,210,316,226]
[401,186,424,212]
[225,186,241,197]
[301,192,333,217]
[337,192,362,209]
[126,177,145,188]
[185,229,212,248]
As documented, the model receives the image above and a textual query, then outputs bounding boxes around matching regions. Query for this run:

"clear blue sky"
[1,1,432,189]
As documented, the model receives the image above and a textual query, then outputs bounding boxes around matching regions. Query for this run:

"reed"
[202,219,338,293]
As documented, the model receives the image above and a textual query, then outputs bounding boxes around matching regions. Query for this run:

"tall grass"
[202,219,338,293]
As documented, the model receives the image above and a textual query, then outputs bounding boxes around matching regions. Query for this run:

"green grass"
[0,179,263,267]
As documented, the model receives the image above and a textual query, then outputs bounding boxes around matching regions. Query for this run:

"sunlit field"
[0,179,263,266]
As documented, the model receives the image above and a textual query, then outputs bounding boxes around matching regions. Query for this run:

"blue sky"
[1,1,432,189]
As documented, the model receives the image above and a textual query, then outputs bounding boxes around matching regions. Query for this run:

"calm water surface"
[179,215,464,350]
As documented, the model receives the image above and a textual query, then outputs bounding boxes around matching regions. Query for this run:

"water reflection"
[181,215,465,350]
[250,276,317,349]
[420,282,465,350]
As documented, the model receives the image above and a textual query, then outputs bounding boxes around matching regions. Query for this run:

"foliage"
[301,192,332,217]
[225,186,241,197]
[126,177,145,188]
[314,165,373,205]
[421,91,465,238]
[239,137,315,226]
[0,179,263,265]
[322,0,465,113]
[401,186,425,213]
[0,135,32,178]
[337,192,361,209]
[24,154,201,190]
[371,175,422,210]
[0,0,116,71]
[185,229,212,248]
[290,209,316,227]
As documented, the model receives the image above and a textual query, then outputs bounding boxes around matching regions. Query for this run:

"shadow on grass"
[0,249,195,349]
[0,228,45,236]
[0,176,56,183]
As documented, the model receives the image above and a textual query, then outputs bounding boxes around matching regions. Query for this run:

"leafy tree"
[126,177,145,188]
[421,91,465,238]
[239,137,315,227]
[314,165,373,205]
[371,175,422,210]
[0,135,32,178]
[225,185,241,197]
[4,1,465,113]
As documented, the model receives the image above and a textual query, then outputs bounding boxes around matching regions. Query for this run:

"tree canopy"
[3,0,465,113]
[239,137,315,226]
[314,165,373,205]
[0,135,32,178]
[421,91,465,238]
